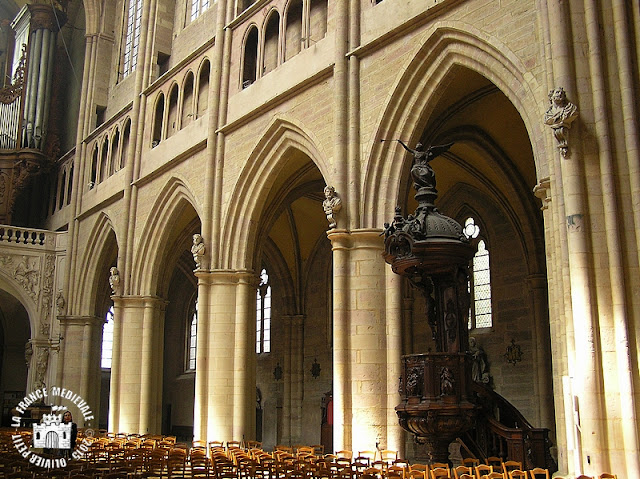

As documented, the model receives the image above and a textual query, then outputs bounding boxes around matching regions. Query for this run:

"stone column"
[328,230,350,452]
[282,314,304,445]
[57,315,103,427]
[234,272,258,440]
[386,264,404,455]
[193,271,211,441]
[207,272,237,440]
[527,274,554,432]
[110,296,164,434]
[546,1,606,474]
[329,229,389,453]
[139,297,166,434]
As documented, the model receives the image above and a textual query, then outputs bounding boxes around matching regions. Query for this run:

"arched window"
[256,269,271,354]
[121,0,143,79]
[197,60,210,117]
[167,84,179,137]
[102,306,115,369]
[263,11,280,75]
[181,72,194,129]
[187,299,197,371]
[284,0,303,61]
[463,217,493,329]
[152,93,165,146]
[242,26,259,88]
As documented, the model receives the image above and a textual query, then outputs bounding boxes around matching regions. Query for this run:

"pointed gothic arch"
[131,177,202,296]
[220,118,329,270]
[363,24,548,227]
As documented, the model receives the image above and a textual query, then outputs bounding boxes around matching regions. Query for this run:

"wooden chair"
[430,467,451,479]
[457,475,474,479]
[336,450,353,461]
[362,467,383,479]
[599,474,617,479]
[462,458,479,468]
[507,471,527,479]
[479,473,504,479]
[386,465,405,479]
[453,465,473,479]
[501,462,521,473]
[575,476,594,479]
[431,463,449,470]
[358,451,377,464]
[379,451,398,467]
[529,469,550,479]
[407,469,427,479]
[474,464,492,479]
[485,458,503,474]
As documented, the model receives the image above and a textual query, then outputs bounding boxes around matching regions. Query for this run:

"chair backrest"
[481,473,504,479]
[336,450,353,460]
[380,450,398,464]
[359,451,377,461]
[430,467,451,479]
[575,476,594,479]
[502,461,522,472]
[599,474,617,479]
[462,458,479,468]
[407,469,427,479]
[507,470,527,479]
[529,468,550,479]
[453,465,473,479]
[474,464,492,479]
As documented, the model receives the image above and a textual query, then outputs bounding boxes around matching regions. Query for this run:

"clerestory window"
[189,0,210,22]
[256,269,271,354]
[121,0,143,79]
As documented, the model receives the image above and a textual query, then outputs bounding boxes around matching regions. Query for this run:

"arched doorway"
[0,290,30,426]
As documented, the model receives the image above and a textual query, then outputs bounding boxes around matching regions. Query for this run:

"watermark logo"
[11,386,95,469]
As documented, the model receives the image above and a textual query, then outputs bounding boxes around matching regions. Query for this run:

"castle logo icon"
[32,414,72,449]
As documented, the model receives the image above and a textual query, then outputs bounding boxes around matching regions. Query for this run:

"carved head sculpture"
[550,87,568,106]
[324,185,335,198]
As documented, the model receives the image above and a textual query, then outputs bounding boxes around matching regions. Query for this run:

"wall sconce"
[504,339,523,365]
[273,362,283,380]
[311,358,321,378]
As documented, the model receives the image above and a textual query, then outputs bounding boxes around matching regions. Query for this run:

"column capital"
[327,228,384,250]
[57,315,104,327]
[195,269,259,286]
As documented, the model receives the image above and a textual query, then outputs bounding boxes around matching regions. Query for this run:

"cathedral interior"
[0,1,639,478]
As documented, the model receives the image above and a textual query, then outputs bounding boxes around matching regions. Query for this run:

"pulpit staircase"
[461,381,557,473]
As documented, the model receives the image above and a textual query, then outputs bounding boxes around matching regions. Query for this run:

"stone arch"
[0,269,38,335]
[363,23,547,227]
[75,212,119,315]
[132,177,202,296]
[242,24,260,88]
[220,118,329,270]
[435,127,545,274]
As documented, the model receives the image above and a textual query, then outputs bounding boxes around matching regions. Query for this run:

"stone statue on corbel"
[109,267,122,295]
[191,234,206,270]
[544,87,578,158]
[322,186,342,229]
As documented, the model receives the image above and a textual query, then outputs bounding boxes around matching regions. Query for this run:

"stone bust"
[322,186,342,229]
[191,233,206,269]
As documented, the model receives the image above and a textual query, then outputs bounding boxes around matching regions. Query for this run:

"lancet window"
[256,269,271,354]
[121,0,143,79]
[102,306,115,369]
[187,299,198,371]
[463,217,493,329]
